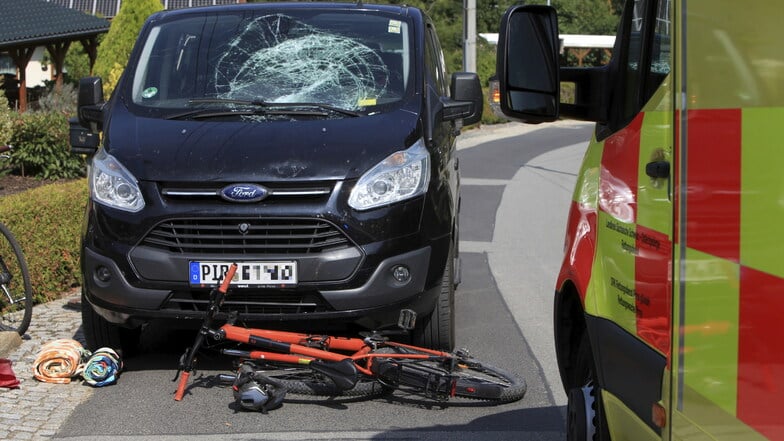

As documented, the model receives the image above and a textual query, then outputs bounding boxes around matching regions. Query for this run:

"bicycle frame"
[218,325,451,377]
[174,263,527,404]
[175,262,451,396]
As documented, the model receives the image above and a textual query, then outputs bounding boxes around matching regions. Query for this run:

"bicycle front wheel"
[0,222,32,335]
[374,346,527,403]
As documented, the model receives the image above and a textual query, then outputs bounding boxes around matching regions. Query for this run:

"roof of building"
[0,0,110,49]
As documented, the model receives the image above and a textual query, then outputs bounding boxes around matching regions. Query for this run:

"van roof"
[149,1,420,21]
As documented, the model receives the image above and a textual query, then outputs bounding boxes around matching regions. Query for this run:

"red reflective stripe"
[737,266,784,440]
[634,224,672,361]
[557,200,597,300]
[686,109,741,262]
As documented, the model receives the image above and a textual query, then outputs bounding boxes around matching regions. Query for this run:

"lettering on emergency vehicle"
[621,240,639,255]
[611,277,651,317]
[606,220,662,250]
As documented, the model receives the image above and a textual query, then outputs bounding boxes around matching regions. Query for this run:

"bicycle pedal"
[397,309,416,330]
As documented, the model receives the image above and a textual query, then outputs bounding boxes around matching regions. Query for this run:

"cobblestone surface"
[1,291,91,441]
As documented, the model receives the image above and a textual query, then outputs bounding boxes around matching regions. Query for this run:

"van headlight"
[348,139,430,211]
[89,150,145,212]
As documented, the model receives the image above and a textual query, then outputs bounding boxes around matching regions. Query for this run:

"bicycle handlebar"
[174,263,238,401]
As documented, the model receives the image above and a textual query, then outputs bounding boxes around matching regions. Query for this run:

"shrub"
[7,111,86,179]
[36,83,78,116]
[0,179,88,303]
[0,91,12,147]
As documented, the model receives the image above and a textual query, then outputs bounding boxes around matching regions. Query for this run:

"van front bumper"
[82,244,440,330]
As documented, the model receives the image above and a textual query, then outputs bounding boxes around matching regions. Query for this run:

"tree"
[550,0,624,35]
[93,0,163,97]
[63,45,93,86]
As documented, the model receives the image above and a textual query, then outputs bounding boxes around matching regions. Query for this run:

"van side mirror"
[72,77,105,156]
[496,5,560,123]
[447,72,483,126]
[77,77,105,132]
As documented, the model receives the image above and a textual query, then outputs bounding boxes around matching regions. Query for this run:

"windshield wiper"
[165,99,362,120]
[164,98,268,119]
[268,102,362,117]
[189,99,362,117]
[187,98,268,107]
[165,108,330,120]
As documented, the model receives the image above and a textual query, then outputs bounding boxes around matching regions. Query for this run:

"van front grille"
[164,289,331,314]
[141,218,351,255]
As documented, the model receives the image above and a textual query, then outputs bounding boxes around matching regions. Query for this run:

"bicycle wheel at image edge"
[0,222,33,335]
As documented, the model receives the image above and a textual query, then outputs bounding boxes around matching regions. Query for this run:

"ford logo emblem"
[220,184,269,203]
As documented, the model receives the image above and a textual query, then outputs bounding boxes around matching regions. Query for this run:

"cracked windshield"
[129,11,411,118]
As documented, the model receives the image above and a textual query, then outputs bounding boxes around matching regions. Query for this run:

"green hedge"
[7,111,86,180]
[0,179,88,303]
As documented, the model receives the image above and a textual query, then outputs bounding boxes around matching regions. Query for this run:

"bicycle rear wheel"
[0,222,33,335]
[374,346,527,403]
[250,364,388,398]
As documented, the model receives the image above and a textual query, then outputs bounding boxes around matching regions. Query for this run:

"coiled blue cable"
[82,347,122,387]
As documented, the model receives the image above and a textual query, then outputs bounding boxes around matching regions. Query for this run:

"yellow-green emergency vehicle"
[496,0,784,440]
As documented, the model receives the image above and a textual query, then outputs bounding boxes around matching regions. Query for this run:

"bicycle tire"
[374,346,527,403]
[0,222,33,335]
[252,365,389,398]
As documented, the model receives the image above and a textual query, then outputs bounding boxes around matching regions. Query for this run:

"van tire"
[567,333,611,441]
[81,290,140,357]
[411,245,455,351]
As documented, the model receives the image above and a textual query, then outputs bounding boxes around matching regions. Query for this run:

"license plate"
[189,261,297,287]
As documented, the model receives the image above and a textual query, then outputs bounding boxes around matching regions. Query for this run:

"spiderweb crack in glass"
[215,15,390,111]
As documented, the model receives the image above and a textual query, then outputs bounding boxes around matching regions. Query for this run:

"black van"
[71,2,482,353]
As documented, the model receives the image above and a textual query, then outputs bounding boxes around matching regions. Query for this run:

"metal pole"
[463,0,477,72]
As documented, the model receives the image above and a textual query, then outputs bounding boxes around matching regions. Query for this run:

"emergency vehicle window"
[614,0,670,127]
[644,0,671,99]
[620,0,647,123]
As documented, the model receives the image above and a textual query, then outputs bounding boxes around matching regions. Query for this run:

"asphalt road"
[54,120,594,440]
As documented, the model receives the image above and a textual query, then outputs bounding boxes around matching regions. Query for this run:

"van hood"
[104,106,421,182]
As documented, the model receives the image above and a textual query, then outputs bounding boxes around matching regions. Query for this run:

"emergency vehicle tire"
[567,333,611,441]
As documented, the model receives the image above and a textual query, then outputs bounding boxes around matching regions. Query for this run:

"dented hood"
[104,104,421,183]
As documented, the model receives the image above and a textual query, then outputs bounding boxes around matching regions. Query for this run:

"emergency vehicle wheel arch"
[556,282,611,441]
[556,281,666,437]
[553,281,587,392]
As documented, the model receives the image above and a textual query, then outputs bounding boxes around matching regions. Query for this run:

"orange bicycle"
[174,263,526,411]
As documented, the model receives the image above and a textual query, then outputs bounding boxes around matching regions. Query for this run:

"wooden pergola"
[0,0,109,112]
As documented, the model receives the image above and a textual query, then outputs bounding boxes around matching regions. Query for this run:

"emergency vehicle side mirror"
[496,5,560,124]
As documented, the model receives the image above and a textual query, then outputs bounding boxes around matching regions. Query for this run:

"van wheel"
[567,333,611,441]
[81,290,140,357]
[411,245,455,351]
